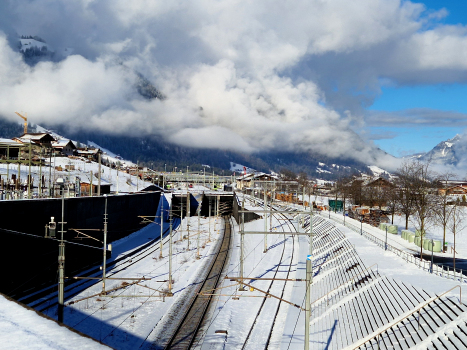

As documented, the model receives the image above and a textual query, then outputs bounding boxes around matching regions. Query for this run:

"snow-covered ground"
[5,193,467,349]
[0,156,153,195]
[298,194,467,261]
[0,294,110,350]
[35,196,224,349]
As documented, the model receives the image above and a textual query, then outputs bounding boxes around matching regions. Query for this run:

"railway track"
[163,216,232,350]
[25,218,182,312]
[240,196,298,349]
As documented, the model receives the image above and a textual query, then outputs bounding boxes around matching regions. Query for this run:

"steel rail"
[162,216,232,350]
[240,196,297,350]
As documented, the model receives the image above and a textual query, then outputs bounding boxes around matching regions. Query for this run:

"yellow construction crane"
[15,111,28,134]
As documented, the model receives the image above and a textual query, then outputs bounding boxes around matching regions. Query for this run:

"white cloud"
[1,0,467,170]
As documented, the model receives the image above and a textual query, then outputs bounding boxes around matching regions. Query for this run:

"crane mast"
[15,112,28,134]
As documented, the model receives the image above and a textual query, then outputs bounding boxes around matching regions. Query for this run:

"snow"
[367,165,391,178]
[86,141,118,159]
[33,197,223,349]
[230,162,254,173]
[316,167,331,174]
[0,155,153,195]
[0,294,110,349]
[5,191,467,349]
[20,38,48,50]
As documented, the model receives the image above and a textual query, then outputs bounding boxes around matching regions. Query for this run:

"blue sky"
[367,1,467,156]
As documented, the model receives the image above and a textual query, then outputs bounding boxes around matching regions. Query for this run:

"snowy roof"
[15,133,55,144]
[236,172,279,181]
[52,139,76,149]
[79,178,111,186]
[76,148,100,155]
[0,138,22,146]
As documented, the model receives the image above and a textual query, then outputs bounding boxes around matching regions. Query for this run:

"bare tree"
[397,160,436,260]
[433,172,455,252]
[347,178,363,206]
[447,201,467,271]
[384,185,398,225]
[280,168,297,180]
[394,168,414,230]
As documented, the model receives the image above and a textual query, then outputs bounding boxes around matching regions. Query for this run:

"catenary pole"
[305,205,313,350]
[168,206,173,295]
[239,194,246,291]
[58,182,66,323]
[264,184,268,253]
[102,196,108,293]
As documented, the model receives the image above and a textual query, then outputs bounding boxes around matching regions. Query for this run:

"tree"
[297,171,308,187]
[280,168,297,180]
[433,172,455,252]
[347,178,363,206]
[397,160,436,260]
[395,170,414,230]
[384,185,399,225]
[447,201,467,271]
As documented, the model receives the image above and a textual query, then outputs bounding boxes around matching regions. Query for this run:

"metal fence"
[320,212,467,283]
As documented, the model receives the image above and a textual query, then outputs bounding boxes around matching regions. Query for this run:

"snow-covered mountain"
[418,134,463,166]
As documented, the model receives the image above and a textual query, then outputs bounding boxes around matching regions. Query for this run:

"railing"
[321,212,467,284]
[349,285,462,350]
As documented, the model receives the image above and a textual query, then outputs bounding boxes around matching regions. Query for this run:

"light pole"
[385,226,388,251]
[430,238,434,273]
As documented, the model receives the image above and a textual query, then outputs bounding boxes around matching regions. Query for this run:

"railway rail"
[240,196,299,349]
[163,216,232,350]
[25,217,183,312]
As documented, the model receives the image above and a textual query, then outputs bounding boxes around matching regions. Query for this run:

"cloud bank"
[1,0,467,169]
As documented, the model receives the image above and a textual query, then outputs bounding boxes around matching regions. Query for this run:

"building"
[52,139,77,156]
[439,185,467,197]
[13,133,56,148]
[76,148,101,161]
[0,138,21,160]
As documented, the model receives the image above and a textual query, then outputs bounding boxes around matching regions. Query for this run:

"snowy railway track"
[163,216,232,350]
[26,222,176,312]
[239,203,298,350]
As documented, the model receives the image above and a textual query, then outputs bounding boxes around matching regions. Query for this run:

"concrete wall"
[232,193,260,224]
[0,192,161,299]
[0,192,161,247]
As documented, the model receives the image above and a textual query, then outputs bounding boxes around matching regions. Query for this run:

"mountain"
[7,35,390,180]
[418,134,463,166]
[17,35,163,100]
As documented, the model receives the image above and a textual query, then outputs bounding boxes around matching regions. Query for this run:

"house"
[52,139,77,156]
[13,133,56,147]
[439,185,467,197]
[79,178,111,195]
[76,148,101,161]
[236,172,280,190]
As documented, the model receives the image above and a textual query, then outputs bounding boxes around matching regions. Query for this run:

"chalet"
[13,133,56,147]
[439,185,467,197]
[79,178,111,195]
[236,173,280,190]
[365,177,393,188]
[76,148,101,161]
[52,139,77,156]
